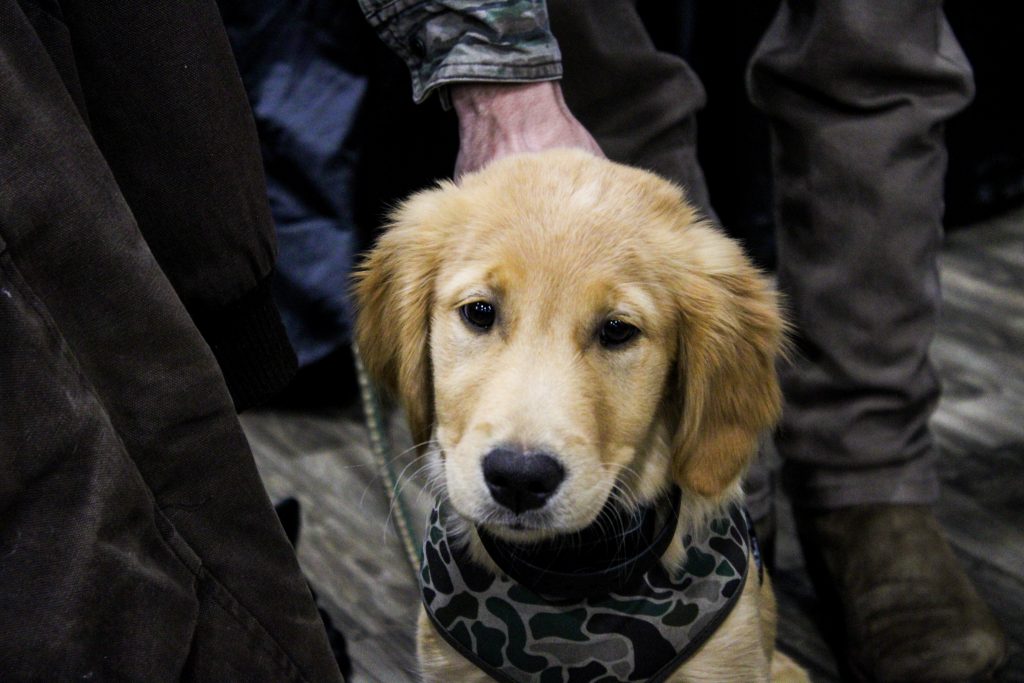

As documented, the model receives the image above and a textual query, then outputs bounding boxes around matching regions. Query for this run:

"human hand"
[450,81,604,179]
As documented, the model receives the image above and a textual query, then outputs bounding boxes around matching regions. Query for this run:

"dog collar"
[476,487,682,599]
[420,496,758,683]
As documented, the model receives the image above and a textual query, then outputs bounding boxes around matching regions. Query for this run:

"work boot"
[796,505,1006,682]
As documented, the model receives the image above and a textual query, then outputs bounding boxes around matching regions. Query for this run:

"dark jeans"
[549,0,974,513]
[0,1,341,679]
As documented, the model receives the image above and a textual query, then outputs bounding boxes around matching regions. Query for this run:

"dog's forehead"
[432,152,701,317]
[438,212,640,289]
[442,190,665,280]
[434,222,673,337]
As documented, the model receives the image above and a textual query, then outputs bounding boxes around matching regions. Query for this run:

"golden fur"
[354,150,807,682]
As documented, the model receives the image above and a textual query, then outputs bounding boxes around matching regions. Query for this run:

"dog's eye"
[460,301,496,330]
[600,319,639,347]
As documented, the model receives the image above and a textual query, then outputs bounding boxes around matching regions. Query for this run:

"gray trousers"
[550,0,974,513]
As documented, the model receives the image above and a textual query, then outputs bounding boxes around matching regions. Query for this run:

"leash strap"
[354,344,421,575]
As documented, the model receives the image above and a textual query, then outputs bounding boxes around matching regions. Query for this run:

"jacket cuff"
[360,0,563,103]
[192,273,297,412]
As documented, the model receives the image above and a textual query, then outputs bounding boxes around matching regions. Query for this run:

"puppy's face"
[356,151,782,541]
[429,214,678,537]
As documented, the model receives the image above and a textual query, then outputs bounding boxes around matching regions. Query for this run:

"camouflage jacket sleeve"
[357,0,562,103]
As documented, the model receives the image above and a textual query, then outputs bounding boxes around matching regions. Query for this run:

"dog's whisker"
[593,502,624,541]
[391,453,436,493]
[612,463,648,511]
[392,455,434,490]
[392,464,435,509]
[381,463,433,539]
[376,437,441,469]
[365,437,441,511]
[379,442,446,539]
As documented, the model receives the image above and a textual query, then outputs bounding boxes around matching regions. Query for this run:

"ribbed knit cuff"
[193,273,298,412]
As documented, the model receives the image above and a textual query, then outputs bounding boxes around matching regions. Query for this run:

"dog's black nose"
[482,448,564,514]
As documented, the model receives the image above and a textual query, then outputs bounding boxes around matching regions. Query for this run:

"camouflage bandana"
[420,493,758,683]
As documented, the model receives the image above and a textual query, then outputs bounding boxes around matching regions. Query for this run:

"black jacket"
[18,0,296,409]
[0,1,339,679]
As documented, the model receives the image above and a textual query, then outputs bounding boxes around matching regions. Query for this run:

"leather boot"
[796,505,1006,682]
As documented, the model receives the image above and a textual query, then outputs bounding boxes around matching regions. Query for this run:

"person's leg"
[548,0,713,216]
[549,0,775,529]
[749,0,1004,678]
[751,0,966,509]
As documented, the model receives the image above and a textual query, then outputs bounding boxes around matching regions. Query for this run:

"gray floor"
[241,206,1024,682]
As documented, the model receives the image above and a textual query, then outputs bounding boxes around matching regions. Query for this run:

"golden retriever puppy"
[355,150,807,682]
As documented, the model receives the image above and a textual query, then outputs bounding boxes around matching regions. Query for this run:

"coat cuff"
[360,0,563,103]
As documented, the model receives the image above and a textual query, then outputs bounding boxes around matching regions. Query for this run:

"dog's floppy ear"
[353,183,459,449]
[667,221,785,499]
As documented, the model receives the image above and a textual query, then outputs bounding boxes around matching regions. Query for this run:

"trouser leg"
[549,0,713,216]
[551,0,783,517]
[748,0,974,508]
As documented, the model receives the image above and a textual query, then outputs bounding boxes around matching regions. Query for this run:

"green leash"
[353,345,421,576]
